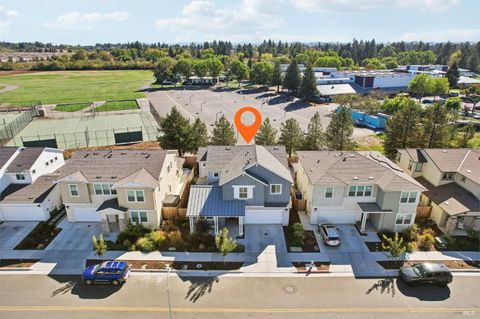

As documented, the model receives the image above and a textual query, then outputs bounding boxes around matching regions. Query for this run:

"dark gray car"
[399,262,452,286]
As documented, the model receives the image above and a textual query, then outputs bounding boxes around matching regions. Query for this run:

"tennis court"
[8,112,159,149]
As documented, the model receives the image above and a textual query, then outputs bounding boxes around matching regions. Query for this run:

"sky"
[0,0,479,45]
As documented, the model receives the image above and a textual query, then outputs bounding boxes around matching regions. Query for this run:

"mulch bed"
[15,222,61,250]
[86,259,243,271]
[293,262,330,273]
[378,260,480,270]
[365,241,383,252]
[0,259,39,268]
[283,228,320,253]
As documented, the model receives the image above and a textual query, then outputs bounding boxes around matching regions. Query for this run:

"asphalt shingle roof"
[186,185,245,217]
[0,174,58,203]
[6,148,45,174]
[0,147,18,169]
[96,198,128,212]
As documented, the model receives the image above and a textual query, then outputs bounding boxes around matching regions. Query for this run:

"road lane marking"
[0,306,477,314]
[162,92,195,120]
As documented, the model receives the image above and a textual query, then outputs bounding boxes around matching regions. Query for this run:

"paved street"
[0,274,478,319]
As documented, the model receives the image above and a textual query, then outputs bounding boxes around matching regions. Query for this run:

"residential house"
[397,148,480,235]
[55,149,185,233]
[0,147,65,221]
[187,145,293,236]
[294,151,426,233]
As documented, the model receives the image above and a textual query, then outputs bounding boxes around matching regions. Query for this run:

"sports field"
[0,70,154,106]
[0,112,24,125]
[8,112,159,149]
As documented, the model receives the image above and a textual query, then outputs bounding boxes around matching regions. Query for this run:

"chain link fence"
[0,108,37,146]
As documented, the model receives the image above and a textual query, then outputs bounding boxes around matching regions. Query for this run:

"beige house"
[294,151,425,233]
[56,149,185,233]
[397,148,480,235]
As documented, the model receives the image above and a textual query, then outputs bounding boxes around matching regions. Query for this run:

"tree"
[422,102,450,148]
[325,107,354,150]
[456,123,476,148]
[283,60,301,93]
[158,106,192,156]
[255,117,277,145]
[382,233,406,267]
[408,73,433,98]
[430,77,449,98]
[207,57,224,80]
[92,234,107,260]
[446,61,460,88]
[271,60,283,92]
[279,118,304,157]
[190,117,209,152]
[174,58,193,80]
[230,59,249,87]
[250,61,273,86]
[299,64,318,99]
[154,57,177,85]
[303,112,324,150]
[215,227,237,264]
[384,100,422,159]
[211,115,236,145]
[445,97,462,140]
[193,59,209,78]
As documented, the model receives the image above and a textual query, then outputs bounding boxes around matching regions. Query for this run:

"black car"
[399,262,452,286]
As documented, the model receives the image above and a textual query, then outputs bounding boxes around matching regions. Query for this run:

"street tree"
[325,107,354,150]
[193,59,209,78]
[271,60,283,92]
[92,234,107,260]
[250,61,273,86]
[154,57,177,85]
[303,112,324,150]
[211,115,236,145]
[279,118,304,157]
[174,58,193,80]
[382,233,406,268]
[283,60,301,93]
[422,102,450,148]
[384,100,422,159]
[299,64,318,99]
[190,117,209,152]
[158,106,192,156]
[215,227,238,264]
[255,117,277,145]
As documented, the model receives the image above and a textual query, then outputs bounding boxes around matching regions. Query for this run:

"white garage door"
[245,209,284,224]
[318,211,357,224]
[69,207,101,222]
[0,206,48,221]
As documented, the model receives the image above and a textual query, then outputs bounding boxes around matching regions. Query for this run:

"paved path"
[0,84,18,94]
[0,274,478,319]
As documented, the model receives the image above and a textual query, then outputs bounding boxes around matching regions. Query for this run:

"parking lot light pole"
[189,94,194,105]
[165,264,173,319]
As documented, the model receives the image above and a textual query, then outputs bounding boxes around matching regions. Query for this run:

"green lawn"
[0,70,154,106]
[468,133,480,148]
[54,102,91,112]
[95,100,138,112]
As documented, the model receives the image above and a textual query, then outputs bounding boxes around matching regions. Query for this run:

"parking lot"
[148,87,372,144]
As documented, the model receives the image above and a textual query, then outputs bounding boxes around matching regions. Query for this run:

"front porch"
[357,202,392,233]
[96,199,128,234]
[188,216,244,237]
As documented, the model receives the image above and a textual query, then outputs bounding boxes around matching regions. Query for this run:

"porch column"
[238,217,244,237]
[101,216,110,235]
[118,214,127,232]
[360,213,368,232]
[189,217,195,234]
[214,217,219,235]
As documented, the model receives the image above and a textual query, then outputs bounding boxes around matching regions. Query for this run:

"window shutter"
[233,186,239,199]
[247,187,253,199]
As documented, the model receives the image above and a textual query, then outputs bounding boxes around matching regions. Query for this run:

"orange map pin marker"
[234,106,262,144]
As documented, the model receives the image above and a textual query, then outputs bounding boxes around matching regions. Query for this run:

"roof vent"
[111,175,117,179]
[368,176,374,180]
[121,152,126,155]
[444,201,449,205]
[310,168,314,172]
[316,159,320,163]
[342,157,347,162]
[225,147,231,151]
[93,152,98,155]
[83,154,89,158]
[273,146,279,150]
[442,150,447,153]
[141,151,147,155]
[353,176,358,180]
[350,154,355,158]
[146,154,150,159]
[466,169,471,173]
[96,176,101,179]
[107,154,112,158]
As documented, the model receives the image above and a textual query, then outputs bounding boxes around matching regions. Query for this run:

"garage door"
[318,211,357,224]
[69,207,101,222]
[245,209,284,224]
[0,206,49,221]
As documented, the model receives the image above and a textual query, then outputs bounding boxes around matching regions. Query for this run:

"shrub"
[291,222,305,246]
[419,233,435,250]
[404,224,420,241]
[135,237,156,252]
[466,228,480,240]
[122,239,132,250]
[422,227,436,238]
[162,219,180,232]
[167,230,184,247]
[116,223,149,245]
[406,242,415,253]
[148,230,167,247]
[194,219,211,236]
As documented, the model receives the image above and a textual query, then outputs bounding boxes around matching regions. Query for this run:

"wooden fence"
[162,207,187,219]
[161,165,194,219]
[416,206,432,218]
[291,189,306,211]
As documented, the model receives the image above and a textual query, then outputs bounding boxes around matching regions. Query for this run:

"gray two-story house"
[187,145,293,236]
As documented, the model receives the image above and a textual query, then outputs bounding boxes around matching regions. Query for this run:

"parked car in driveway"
[399,262,452,286]
[83,261,130,286]
[318,224,341,246]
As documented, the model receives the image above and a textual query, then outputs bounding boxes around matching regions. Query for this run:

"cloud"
[45,11,129,29]
[155,0,286,42]
[291,0,461,12]
[401,29,480,42]
[0,6,18,35]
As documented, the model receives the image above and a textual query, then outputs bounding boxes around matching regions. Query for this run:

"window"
[213,172,219,178]
[94,183,116,195]
[31,169,36,175]
[415,163,423,172]
[130,211,148,224]
[408,160,413,171]
[348,185,373,197]
[325,186,333,198]
[15,173,25,180]
[442,172,455,181]
[270,184,282,195]
[50,159,53,163]
[202,163,206,167]
[233,186,253,200]
[126,190,145,202]
[239,187,248,199]
[395,213,413,225]
[69,184,79,197]
[461,175,467,183]
[54,156,58,161]
[45,162,49,166]
[400,192,417,203]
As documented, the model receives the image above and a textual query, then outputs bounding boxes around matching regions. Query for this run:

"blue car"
[82,261,130,286]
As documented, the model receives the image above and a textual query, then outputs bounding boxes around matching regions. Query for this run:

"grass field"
[54,102,91,112]
[95,100,138,112]
[0,70,154,106]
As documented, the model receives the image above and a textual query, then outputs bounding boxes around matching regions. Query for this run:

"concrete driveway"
[0,221,38,250]
[46,219,105,251]
[242,224,293,272]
